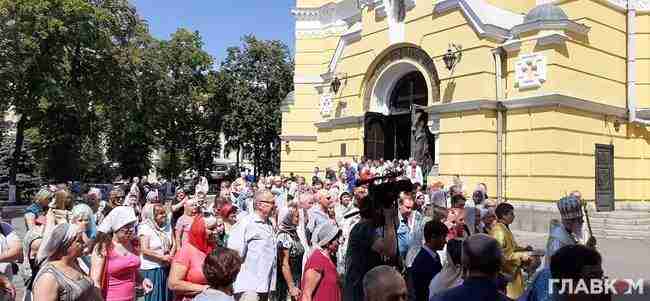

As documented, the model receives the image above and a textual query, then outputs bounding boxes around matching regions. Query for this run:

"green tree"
[219,35,293,177]
[0,0,145,195]
[153,29,216,178]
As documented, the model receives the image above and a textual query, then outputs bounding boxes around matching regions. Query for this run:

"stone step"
[591,228,650,240]
[588,217,650,226]
[590,211,650,219]
[591,223,650,231]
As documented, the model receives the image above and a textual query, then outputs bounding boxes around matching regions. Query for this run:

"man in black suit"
[408,220,448,301]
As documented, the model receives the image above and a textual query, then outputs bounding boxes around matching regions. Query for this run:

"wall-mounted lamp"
[443,43,463,71]
[284,140,291,152]
[613,119,621,132]
[331,76,342,94]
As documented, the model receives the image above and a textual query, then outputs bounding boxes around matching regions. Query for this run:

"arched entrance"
[362,45,439,162]
[364,71,428,160]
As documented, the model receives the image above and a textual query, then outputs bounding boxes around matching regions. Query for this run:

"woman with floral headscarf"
[32,223,102,301]
[276,203,305,301]
[168,216,219,301]
[139,204,174,301]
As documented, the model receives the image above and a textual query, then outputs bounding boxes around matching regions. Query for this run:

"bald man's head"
[363,265,407,301]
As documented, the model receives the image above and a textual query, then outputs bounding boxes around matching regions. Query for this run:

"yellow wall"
[505,107,650,202]
[284,0,650,201]
[485,0,536,14]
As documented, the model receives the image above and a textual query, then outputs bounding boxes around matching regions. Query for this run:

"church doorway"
[364,71,427,160]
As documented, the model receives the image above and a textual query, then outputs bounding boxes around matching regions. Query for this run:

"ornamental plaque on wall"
[320,94,333,117]
[515,53,547,90]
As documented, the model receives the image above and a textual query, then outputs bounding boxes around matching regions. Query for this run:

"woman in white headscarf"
[139,204,174,301]
[429,238,464,298]
[32,223,102,301]
[91,206,153,300]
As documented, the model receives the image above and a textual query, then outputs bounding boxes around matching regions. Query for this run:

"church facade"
[282,0,650,208]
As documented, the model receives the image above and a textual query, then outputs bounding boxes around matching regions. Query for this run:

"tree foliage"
[1,1,293,189]
[219,35,293,177]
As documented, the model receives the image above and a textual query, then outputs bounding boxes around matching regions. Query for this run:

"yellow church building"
[281,0,650,213]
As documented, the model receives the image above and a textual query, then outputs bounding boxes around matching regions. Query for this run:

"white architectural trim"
[326,22,363,76]
[434,0,523,42]
[293,0,363,37]
[294,75,325,84]
[540,0,650,12]
[511,19,590,37]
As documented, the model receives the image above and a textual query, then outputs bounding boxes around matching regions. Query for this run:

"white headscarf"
[36,223,80,262]
[97,206,137,234]
[196,176,209,195]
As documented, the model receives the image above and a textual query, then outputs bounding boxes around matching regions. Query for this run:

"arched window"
[390,71,427,111]
[366,121,385,160]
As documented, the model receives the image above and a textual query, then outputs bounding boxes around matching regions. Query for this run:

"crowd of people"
[0,157,610,301]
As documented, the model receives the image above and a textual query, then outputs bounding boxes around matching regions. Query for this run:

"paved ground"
[515,230,650,280]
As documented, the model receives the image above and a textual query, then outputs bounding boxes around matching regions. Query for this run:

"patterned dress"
[276,231,305,301]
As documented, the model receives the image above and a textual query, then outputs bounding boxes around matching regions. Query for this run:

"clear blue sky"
[131,0,296,66]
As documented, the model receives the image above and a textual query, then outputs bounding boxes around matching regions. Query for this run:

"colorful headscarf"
[188,215,216,255]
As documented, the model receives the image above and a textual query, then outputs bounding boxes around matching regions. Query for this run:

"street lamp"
[331,76,342,94]
[443,43,463,71]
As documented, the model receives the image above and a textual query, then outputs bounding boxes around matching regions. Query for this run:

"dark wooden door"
[364,112,386,160]
[595,144,615,212]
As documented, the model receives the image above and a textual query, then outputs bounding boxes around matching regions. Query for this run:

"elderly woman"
[140,204,174,301]
[168,216,218,301]
[193,247,242,301]
[91,206,153,301]
[32,223,102,301]
[301,223,342,301]
[71,204,97,271]
[276,203,305,301]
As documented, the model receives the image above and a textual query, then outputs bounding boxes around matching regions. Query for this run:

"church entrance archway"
[364,71,428,160]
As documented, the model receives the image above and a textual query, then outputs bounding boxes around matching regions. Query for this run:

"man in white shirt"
[406,159,423,185]
[233,191,277,301]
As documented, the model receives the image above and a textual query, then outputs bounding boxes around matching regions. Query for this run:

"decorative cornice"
[510,19,590,37]
[502,93,627,118]
[293,0,362,37]
[280,135,318,142]
[421,94,627,118]
[541,0,650,12]
[315,116,364,129]
[294,75,325,84]
[424,99,498,114]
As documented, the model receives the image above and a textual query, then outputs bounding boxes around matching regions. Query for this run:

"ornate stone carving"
[515,53,547,90]
[320,94,333,117]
